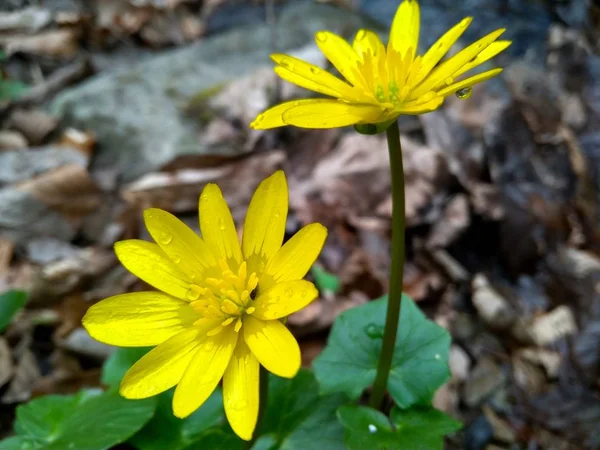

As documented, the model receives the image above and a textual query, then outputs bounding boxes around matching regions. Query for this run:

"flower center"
[189,259,259,336]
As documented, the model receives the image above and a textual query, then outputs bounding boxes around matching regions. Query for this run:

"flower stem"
[368,120,405,410]
[247,366,269,448]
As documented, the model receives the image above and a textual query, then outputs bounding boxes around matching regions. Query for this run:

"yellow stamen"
[207,326,223,336]
[234,318,242,333]
[246,306,255,315]
[221,299,240,315]
[221,317,234,327]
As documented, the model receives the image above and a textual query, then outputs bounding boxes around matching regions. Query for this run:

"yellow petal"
[389,0,420,60]
[120,328,203,399]
[261,223,327,289]
[282,100,384,129]
[173,327,238,418]
[243,316,300,378]
[199,184,242,265]
[451,41,511,79]
[410,28,506,99]
[272,54,357,100]
[435,68,504,97]
[399,95,444,114]
[353,29,384,59]
[315,31,361,86]
[83,292,196,346]
[115,240,192,299]
[253,280,318,320]
[143,208,217,281]
[412,17,472,87]
[251,99,326,130]
[242,171,288,273]
[223,339,259,441]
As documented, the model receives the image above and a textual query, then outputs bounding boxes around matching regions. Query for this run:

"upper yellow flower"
[82,171,326,441]
[251,0,510,130]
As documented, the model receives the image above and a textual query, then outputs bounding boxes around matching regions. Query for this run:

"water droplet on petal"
[159,232,172,245]
[218,219,226,231]
[435,353,441,360]
[186,287,201,301]
[455,87,472,99]
[293,101,300,107]
[316,31,328,43]
[444,76,454,86]
[368,424,377,433]
[309,66,320,75]
[173,255,181,264]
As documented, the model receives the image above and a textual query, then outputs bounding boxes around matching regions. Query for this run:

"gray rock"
[0,146,87,185]
[0,187,77,245]
[49,2,376,182]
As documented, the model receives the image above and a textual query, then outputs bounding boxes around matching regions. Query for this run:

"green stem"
[368,120,406,410]
[247,366,269,448]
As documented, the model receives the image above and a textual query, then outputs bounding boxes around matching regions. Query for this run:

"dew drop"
[316,31,328,43]
[253,113,264,124]
[368,424,377,433]
[364,323,385,339]
[455,87,472,100]
[159,232,172,245]
[173,255,181,264]
[434,353,441,360]
[309,66,321,75]
[218,218,226,231]
[293,101,300,107]
[186,287,201,301]
[444,76,454,86]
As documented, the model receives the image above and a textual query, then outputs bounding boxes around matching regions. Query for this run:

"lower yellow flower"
[82,171,326,441]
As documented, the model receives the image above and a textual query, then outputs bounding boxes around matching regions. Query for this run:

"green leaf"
[260,370,347,450]
[0,290,27,332]
[9,389,155,450]
[0,79,29,101]
[337,406,397,450]
[337,405,462,450]
[391,406,462,450]
[311,265,341,294]
[313,295,450,408]
[129,388,225,450]
[101,347,152,388]
[181,429,243,450]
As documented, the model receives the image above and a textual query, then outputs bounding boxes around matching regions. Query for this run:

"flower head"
[251,0,511,130]
[83,171,326,441]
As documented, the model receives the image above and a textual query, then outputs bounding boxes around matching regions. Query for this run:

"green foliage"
[313,295,451,407]
[101,346,152,388]
[337,405,462,450]
[258,370,347,450]
[0,290,28,332]
[1,389,155,450]
[130,389,225,450]
[311,265,341,295]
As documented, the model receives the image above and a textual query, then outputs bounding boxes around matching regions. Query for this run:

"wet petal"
[412,17,472,87]
[272,54,358,99]
[436,68,503,97]
[282,100,384,129]
[199,184,242,265]
[389,0,420,60]
[253,280,318,320]
[83,292,196,346]
[398,95,444,114]
[173,327,238,418]
[144,208,216,280]
[251,99,327,130]
[410,28,506,99]
[115,240,191,299]
[262,223,327,289]
[242,171,288,273]
[243,316,300,378]
[450,41,511,79]
[315,31,361,86]
[353,29,384,59]
[223,339,259,441]
[120,328,204,399]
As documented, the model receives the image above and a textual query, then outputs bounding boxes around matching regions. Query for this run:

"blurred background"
[0,0,599,448]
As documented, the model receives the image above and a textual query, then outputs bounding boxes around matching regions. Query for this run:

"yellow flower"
[251,0,510,130]
[82,171,326,441]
